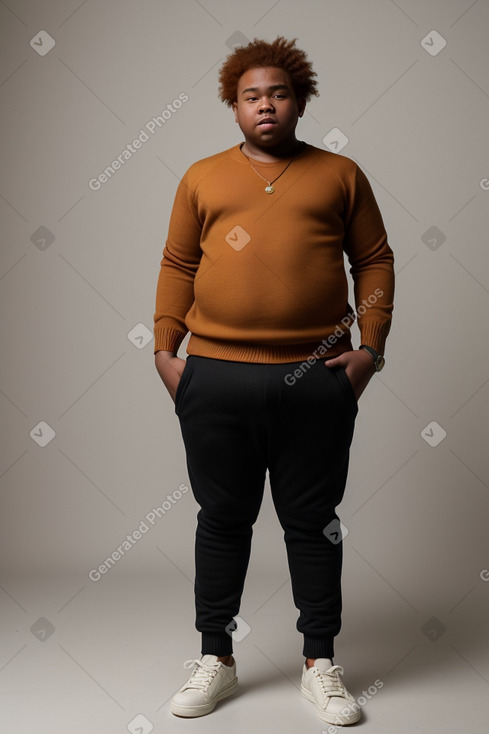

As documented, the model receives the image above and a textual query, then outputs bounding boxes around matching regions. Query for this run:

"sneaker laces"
[181,658,221,692]
[313,664,351,700]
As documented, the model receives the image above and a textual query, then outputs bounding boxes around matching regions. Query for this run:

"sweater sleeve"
[153,171,203,354]
[342,164,395,355]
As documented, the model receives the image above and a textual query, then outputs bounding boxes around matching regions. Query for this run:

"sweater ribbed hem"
[303,636,335,660]
[201,632,233,656]
[186,333,353,364]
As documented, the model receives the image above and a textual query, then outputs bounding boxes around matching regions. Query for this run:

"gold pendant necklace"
[242,143,305,194]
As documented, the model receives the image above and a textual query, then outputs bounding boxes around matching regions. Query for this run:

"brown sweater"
[153,143,394,363]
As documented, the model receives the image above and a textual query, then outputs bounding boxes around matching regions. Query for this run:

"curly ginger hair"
[218,36,319,107]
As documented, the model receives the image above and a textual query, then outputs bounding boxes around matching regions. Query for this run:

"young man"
[154,37,394,725]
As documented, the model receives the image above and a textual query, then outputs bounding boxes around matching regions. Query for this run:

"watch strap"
[359,344,385,371]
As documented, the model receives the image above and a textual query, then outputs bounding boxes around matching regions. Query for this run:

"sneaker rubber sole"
[170,675,239,717]
[301,683,361,725]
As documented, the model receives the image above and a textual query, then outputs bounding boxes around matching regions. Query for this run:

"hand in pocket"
[155,352,187,403]
[324,349,376,401]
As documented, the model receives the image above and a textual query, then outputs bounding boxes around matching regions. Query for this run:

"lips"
[257,118,276,126]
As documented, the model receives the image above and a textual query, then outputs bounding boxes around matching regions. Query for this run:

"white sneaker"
[301,658,361,725]
[170,654,238,717]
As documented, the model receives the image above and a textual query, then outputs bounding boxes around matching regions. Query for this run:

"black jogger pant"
[174,353,358,660]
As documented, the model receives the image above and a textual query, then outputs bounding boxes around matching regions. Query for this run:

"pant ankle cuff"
[303,637,335,660]
[201,632,233,656]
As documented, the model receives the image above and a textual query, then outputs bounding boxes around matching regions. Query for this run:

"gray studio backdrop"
[1,0,488,700]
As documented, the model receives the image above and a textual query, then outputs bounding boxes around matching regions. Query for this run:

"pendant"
[265,185,275,194]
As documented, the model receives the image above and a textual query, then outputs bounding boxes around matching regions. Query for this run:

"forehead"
[237,66,292,91]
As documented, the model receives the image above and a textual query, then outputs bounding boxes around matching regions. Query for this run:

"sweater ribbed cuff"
[359,321,391,356]
[153,327,186,355]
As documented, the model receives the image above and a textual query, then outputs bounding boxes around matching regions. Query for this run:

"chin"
[254,134,282,145]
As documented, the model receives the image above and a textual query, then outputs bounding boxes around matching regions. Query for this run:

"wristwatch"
[359,345,385,372]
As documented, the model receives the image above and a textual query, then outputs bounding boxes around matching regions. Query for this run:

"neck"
[241,138,304,162]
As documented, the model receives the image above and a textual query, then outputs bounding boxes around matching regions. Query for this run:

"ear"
[297,97,307,118]
[232,101,238,122]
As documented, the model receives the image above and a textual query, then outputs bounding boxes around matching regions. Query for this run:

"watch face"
[376,355,386,371]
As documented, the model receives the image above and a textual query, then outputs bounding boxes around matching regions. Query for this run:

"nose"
[258,97,275,112]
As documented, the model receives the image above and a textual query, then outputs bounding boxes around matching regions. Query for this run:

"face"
[232,66,306,151]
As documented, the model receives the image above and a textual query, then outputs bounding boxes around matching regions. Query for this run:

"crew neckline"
[232,141,309,166]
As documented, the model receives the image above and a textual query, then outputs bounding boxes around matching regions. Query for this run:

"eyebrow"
[240,84,290,95]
